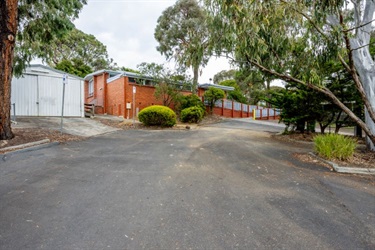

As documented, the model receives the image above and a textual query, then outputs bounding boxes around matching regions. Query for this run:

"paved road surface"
[1,120,374,249]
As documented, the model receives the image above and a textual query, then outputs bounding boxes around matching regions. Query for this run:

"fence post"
[12,103,16,122]
[232,101,234,118]
[222,99,224,116]
[274,108,276,119]
[253,109,256,120]
[241,103,243,118]
[267,108,270,120]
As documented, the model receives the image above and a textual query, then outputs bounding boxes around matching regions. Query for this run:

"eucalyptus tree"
[41,28,112,71]
[0,0,86,140]
[213,69,236,84]
[55,58,92,78]
[218,79,247,103]
[205,0,375,150]
[155,0,210,93]
[137,62,191,107]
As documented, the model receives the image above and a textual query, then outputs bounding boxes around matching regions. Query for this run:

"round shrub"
[181,106,204,123]
[138,105,176,127]
[179,94,205,112]
[313,133,357,161]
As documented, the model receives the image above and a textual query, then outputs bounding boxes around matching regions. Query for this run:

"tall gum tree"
[155,0,210,93]
[0,0,86,140]
[205,0,375,150]
[0,1,18,139]
[41,28,112,71]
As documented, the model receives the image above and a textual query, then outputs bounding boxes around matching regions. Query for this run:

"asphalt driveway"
[1,120,374,249]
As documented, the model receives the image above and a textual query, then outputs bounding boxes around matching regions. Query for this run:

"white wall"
[11,66,84,117]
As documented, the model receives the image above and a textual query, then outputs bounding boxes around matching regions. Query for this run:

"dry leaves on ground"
[273,132,374,169]
[0,128,83,150]
[94,114,224,130]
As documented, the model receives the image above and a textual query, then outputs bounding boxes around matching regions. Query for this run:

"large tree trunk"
[350,0,375,150]
[192,65,199,94]
[0,0,18,140]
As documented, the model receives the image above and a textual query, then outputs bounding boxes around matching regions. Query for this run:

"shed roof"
[26,64,84,80]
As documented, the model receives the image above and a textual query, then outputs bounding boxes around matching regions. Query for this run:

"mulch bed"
[94,114,224,130]
[273,132,374,169]
[0,128,83,150]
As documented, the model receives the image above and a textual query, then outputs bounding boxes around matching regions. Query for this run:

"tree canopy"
[205,0,375,149]
[218,79,247,103]
[14,0,87,75]
[39,28,113,72]
[55,58,92,78]
[204,87,225,113]
[137,62,191,107]
[0,0,87,139]
[155,0,210,93]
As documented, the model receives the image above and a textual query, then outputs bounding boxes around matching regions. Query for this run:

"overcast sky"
[73,0,232,83]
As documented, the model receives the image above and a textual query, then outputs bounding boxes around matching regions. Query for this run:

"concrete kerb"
[232,118,285,128]
[0,139,50,153]
[309,152,375,175]
[1,140,60,159]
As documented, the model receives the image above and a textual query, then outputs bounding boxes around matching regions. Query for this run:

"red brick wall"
[197,88,205,97]
[106,77,126,116]
[124,79,191,118]
[96,74,107,109]
[84,73,108,114]
[85,73,194,117]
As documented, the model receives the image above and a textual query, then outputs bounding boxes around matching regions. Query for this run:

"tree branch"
[339,9,375,126]
[343,18,375,33]
[350,40,375,51]
[244,57,375,142]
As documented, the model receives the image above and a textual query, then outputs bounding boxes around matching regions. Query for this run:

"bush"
[314,134,357,161]
[204,87,225,113]
[177,94,205,112]
[138,105,176,127]
[181,106,204,123]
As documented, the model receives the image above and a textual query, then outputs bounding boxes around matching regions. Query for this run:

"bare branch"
[350,40,375,51]
[343,19,375,33]
[246,58,375,142]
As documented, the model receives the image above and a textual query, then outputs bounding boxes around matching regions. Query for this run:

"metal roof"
[83,69,121,81]
[28,64,84,80]
[198,83,235,91]
[83,69,156,82]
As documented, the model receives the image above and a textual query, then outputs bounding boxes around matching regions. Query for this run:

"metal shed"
[11,65,84,117]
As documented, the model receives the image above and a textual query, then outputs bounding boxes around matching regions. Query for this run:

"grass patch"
[313,133,357,161]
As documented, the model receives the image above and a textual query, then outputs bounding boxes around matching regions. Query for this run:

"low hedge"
[138,105,176,127]
[180,106,205,123]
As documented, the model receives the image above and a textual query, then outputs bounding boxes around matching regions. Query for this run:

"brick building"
[83,69,191,118]
[197,83,234,97]
[84,69,235,119]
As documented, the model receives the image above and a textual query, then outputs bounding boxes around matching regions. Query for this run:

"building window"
[128,77,136,83]
[88,79,94,96]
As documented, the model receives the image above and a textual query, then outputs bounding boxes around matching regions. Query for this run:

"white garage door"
[11,74,83,117]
